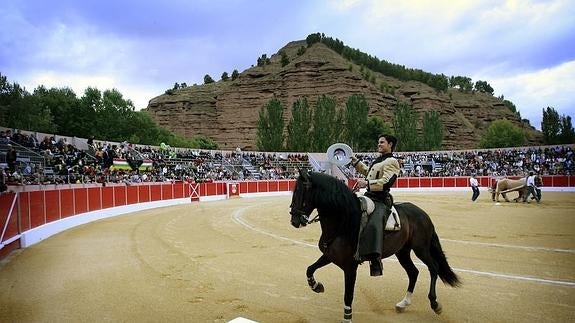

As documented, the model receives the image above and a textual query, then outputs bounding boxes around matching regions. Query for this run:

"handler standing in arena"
[350,134,400,276]
[470,173,480,202]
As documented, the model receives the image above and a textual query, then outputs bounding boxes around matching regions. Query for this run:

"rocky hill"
[144,40,543,151]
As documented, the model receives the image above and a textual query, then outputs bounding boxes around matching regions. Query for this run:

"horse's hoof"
[313,283,324,293]
[395,299,411,312]
[433,303,443,314]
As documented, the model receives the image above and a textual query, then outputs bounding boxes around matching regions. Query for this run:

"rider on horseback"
[350,134,400,276]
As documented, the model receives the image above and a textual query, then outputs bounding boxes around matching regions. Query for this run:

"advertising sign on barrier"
[228,183,240,199]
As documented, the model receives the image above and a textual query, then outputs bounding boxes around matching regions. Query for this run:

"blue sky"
[1,0,574,130]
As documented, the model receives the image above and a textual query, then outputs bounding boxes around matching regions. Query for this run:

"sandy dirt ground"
[1,190,574,323]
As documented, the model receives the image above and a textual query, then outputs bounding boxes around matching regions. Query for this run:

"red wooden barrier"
[432,178,443,187]
[29,191,45,229]
[258,181,268,193]
[455,177,468,187]
[0,193,18,241]
[269,181,279,192]
[150,185,162,201]
[45,190,60,223]
[127,186,139,204]
[420,177,431,188]
[162,184,174,200]
[88,187,101,211]
[238,182,248,194]
[247,181,258,193]
[114,186,126,206]
[102,187,115,209]
[75,189,88,214]
[1,177,574,261]
[138,185,150,203]
[279,181,291,192]
[18,192,30,232]
[395,178,407,188]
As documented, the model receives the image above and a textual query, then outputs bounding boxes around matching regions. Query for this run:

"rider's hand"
[350,156,358,166]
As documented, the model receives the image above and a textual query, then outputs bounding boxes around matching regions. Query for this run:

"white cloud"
[328,0,362,11]
[334,0,574,75]
[488,60,575,129]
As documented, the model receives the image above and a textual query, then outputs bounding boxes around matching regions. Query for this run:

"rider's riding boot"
[370,259,383,276]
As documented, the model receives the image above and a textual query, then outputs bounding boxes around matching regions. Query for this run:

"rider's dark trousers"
[471,186,480,201]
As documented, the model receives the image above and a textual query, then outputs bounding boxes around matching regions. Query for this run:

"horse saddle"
[358,195,400,231]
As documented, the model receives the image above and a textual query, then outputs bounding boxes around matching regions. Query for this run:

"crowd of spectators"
[1,128,573,188]
[348,145,574,178]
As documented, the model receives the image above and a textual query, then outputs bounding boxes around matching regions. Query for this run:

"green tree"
[188,135,219,149]
[204,74,215,84]
[231,69,239,81]
[95,89,136,142]
[256,97,285,151]
[0,73,57,132]
[540,107,574,145]
[342,94,369,150]
[559,115,575,144]
[32,86,84,136]
[449,76,473,92]
[359,116,392,151]
[9,93,56,133]
[0,73,220,149]
[311,95,338,152]
[502,99,520,118]
[257,54,270,67]
[392,102,419,151]
[479,119,526,148]
[285,98,312,152]
[474,80,494,95]
[541,107,561,144]
[221,72,229,81]
[279,50,290,67]
[422,110,443,150]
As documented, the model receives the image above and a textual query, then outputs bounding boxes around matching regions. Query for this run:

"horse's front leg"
[307,254,330,293]
[342,264,358,323]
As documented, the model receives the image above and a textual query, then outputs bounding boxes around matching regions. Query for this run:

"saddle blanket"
[358,195,401,231]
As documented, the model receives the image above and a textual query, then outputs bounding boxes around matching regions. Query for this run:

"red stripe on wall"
[29,191,46,229]
[60,189,75,218]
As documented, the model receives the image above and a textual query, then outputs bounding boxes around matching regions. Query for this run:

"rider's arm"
[366,158,400,192]
[352,157,369,176]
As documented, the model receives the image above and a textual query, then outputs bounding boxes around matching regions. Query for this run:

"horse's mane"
[309,172,361,243]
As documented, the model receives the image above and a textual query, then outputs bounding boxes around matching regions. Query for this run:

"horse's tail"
[430,232,461,287]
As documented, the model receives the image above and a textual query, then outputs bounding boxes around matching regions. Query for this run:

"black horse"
[289,170,461,322]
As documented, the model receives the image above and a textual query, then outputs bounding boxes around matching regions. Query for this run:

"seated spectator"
[0,168,7,193]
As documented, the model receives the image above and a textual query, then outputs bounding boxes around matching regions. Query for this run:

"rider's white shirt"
[469,177,479,187]
[527,175,535,187]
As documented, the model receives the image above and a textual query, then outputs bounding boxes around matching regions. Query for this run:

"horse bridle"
[291,179,319,226]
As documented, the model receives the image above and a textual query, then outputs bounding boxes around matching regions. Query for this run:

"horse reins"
[306,213,320,225]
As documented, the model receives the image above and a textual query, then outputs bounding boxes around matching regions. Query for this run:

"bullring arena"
[1,178,574,322]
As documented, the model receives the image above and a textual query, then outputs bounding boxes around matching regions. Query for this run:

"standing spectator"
[523,171,540,203]
[532,173,543,202]
[469,174,480,202]
[6,144,17,174]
